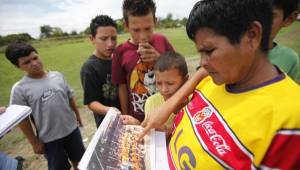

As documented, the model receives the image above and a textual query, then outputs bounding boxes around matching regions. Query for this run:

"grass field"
[0,23,299,106]
[0,28,195,106]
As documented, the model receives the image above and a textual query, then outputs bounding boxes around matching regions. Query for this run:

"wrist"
[30,137,40,146]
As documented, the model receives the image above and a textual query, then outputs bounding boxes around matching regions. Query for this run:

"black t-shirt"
[80,55,120,127]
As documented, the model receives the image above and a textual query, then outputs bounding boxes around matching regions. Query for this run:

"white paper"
[155,131,169,170]
[0,105,31,138]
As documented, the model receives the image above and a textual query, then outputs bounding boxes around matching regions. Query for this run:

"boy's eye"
[207,49,214,55]
[167,82,174,86]
[111,36,117,41]
[99,37,107,41]
[132,29,140,32]
[199,48,214,56]
[23,61,31,65]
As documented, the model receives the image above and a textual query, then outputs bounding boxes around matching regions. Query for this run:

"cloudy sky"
[0,0,199,38]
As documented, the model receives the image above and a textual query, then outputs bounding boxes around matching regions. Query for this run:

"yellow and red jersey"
[168,75,300,170]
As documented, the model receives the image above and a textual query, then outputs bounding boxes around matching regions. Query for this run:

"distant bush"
[0,33,34,47]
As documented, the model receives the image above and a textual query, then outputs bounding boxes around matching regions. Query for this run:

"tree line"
[0,13,187,47]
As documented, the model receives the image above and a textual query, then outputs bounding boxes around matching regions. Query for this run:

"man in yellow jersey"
[140,0,300,169]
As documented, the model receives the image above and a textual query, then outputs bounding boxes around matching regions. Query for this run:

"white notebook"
[0,105,32,138]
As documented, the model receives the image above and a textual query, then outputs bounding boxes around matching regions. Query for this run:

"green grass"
[0,25,299,106]
[0,28,196,106]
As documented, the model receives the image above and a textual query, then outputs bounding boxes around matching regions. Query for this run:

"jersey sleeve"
[260,130,300,169]
[287,55,300,82]
[9,83,27,106]
[164,36,175,52]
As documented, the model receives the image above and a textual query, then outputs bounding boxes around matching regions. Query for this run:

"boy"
[269,0,300,82]
[112,0,174,122]
[80,15,120,128]
[122,51,188,135]
[5,42,85,170]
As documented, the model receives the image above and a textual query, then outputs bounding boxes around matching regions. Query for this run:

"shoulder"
[152,33,169,42]
[145,93,165,114]
[81,56,98,71]
[147,93,164,102]
[196,77,214,90]
[11,79,24,93]
[114,41,133,53]
[49,71,63,77]
[271,76,300,98]
[270,44,299,61]
[48,71,67,82]
[265,77,300,127]
[113,41,138,63]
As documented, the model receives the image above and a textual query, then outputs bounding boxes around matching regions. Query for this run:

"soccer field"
[0,23,299,106]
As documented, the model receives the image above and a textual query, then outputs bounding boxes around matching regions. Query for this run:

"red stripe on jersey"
[171,109,184,136]
[167,145,177,170]
[261,131,300,169]
[186,90,255,169]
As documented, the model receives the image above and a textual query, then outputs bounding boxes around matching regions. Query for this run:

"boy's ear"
[283,11,299,27]
[246,21,262,50]
[154,17,157,24]
[89,35,94,42]
[184,74,189,81]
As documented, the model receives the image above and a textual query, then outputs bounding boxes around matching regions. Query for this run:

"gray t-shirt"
[9,71,77,142]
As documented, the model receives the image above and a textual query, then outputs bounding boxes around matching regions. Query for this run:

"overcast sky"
[0,0,199,38]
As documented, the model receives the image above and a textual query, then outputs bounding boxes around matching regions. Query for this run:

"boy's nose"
[31,60,39,66]
[107,39,115,47]
[200,55,208,67]
[139,33,148,43]
[161,84,168,93]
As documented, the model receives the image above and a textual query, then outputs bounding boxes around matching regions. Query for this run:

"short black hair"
[122,0,156,23]
[90,15,117,37]
[186,0,272,52]
[273,0,300,19]
[154,51,188,77]
[5,42,37,66]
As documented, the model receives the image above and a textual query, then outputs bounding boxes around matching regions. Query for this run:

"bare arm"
[139,68,208,139]
[19,118,44,154]
[69,98,83,127]
[119,84,129,115]
[88,101,110,116]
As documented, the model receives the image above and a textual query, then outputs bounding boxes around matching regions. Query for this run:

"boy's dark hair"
[5,42,37,66]
[90,15,117,37]
[154,51,188,77]
[122,0,156,23]
[273,0,300,19]
[186,0,272,52]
